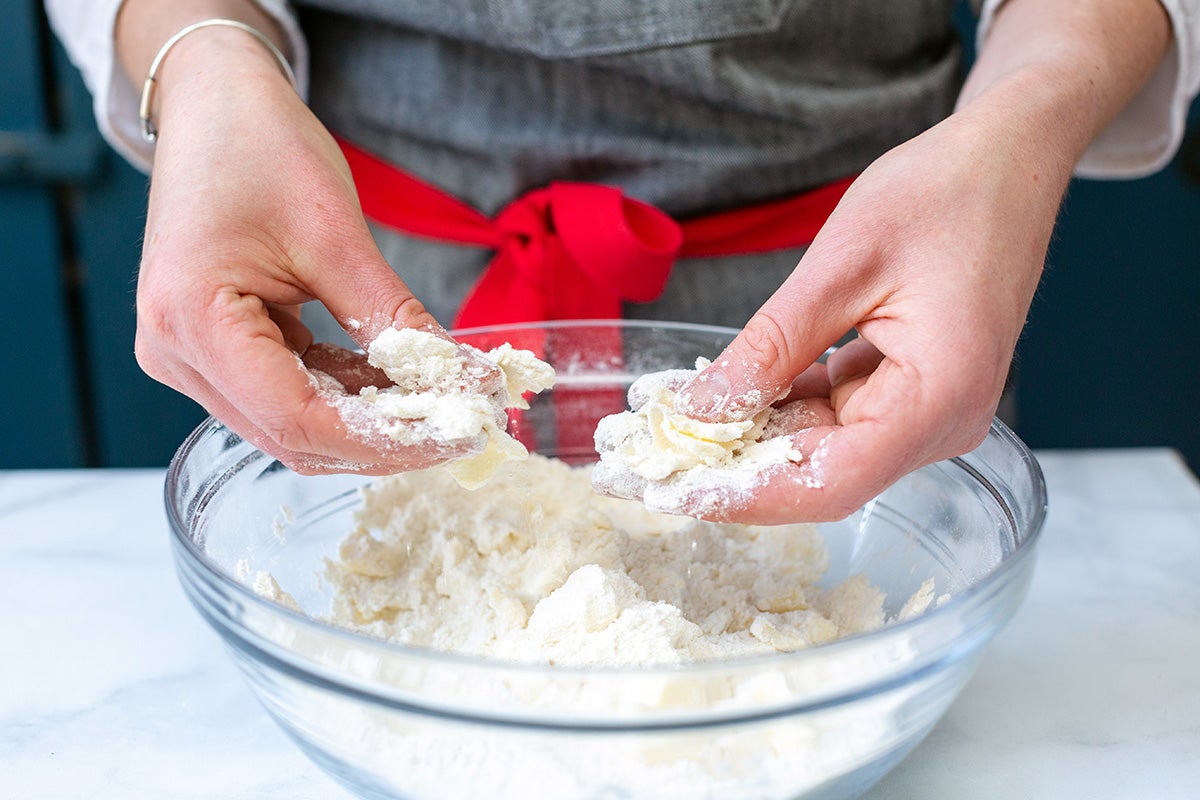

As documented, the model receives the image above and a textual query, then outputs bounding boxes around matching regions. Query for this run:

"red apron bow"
[475,182,682,326]
[336,137,854,329]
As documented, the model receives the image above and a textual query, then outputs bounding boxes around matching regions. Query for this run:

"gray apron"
[294,0,962,342]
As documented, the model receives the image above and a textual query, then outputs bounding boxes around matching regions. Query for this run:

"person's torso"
[296,0,961,217]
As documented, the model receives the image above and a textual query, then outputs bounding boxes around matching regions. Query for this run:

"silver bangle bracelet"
[139,18,297,144]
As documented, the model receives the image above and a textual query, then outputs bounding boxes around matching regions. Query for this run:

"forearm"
[957,0,1171,172]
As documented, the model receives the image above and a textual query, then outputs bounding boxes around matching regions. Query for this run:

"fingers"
[663,356,993,523]
[297,228,507,396]
[780,362,831,405]
[732,416,937,524]
[605,335,994,523]
[138,288,487,475]
[825,335,885,415]
[312,256,439,349]
[646,423,920,525]
[760,397,836,439]
[137,223,502,474]
[647,434,839,524]
[302,342,391,393]
[288,179,443,342]
[145,349,483,476]
[132,80,508,476]
[676,206,878,423]
[267,303,312,353]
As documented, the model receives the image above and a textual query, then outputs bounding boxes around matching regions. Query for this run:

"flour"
[593,359,820,514]
[251,453,932,660]
[311,328,554,488]
[245,453,938,799]
[306,454,921,665]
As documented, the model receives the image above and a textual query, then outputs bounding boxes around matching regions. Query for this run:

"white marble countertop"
[1,448,1198,799]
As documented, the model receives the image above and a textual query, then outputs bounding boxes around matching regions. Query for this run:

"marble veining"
[2,453,1198,799]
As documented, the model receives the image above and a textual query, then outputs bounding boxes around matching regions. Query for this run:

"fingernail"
[675,366,730,417]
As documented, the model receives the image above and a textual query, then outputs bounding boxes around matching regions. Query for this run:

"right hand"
[134,28,499,474]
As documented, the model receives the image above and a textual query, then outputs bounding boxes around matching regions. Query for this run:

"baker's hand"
[664,0,1171,523]
[671,100,1069,523]
[134,29,500,474]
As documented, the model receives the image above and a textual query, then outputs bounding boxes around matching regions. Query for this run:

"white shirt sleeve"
[44,0,309,174]
[977,0,1200,179]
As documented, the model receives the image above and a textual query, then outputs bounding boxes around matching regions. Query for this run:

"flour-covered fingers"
[266,303,313,355]
[779,362,832,405]
[302,342,390,393]
[153,352,484,474]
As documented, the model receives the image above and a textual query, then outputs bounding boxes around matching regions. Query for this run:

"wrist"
[154,24,296,125]
[957,63,1095,189]
[957,0,1171,174]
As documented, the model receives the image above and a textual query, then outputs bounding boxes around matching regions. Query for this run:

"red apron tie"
[336,137,854,328]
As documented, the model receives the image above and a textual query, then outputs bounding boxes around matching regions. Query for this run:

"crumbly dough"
[594,359,799,476]
[244,454,941,798]
[313,328,554,488]
[593,360,817,513]
[301,453,924,666]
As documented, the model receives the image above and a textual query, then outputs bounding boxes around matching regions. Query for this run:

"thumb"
[303,137,461,348]
[677,234,876,423]
[306,230,443,348]
[303,225,505,392]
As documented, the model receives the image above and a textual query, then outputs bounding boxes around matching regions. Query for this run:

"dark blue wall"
[0,0,204,468]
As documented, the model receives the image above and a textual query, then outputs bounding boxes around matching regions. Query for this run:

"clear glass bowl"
[165,320,1046,800]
